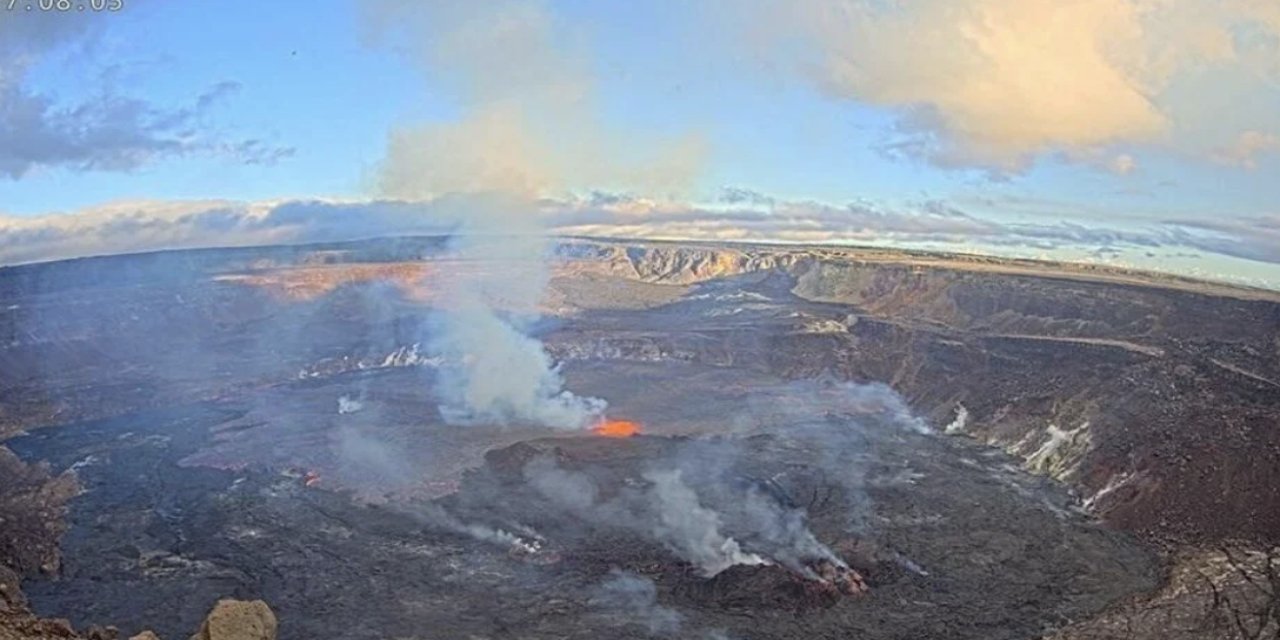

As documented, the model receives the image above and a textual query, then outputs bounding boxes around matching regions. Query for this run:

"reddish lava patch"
[592,419,640,438]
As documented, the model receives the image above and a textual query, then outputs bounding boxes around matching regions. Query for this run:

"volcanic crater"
[1,237,1277,639]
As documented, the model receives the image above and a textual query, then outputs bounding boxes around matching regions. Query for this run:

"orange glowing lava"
[592,419,640,438]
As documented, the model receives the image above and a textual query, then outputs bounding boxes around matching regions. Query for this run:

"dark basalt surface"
[7,390,1155,640]
[1,236,1277,638]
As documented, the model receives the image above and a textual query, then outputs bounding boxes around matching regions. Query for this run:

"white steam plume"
[364,1,699,428]
[411,502,541,555]
[337,395,364,415]
[735,485,846,577]
[428,300,605,428]
[419,195,603,429]
[643,469,770,576]
[523,456,771,577]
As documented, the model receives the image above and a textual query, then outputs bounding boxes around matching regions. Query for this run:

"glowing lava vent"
[592,418,640,438]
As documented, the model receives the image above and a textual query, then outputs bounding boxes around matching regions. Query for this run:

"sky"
[0,0,1278,287]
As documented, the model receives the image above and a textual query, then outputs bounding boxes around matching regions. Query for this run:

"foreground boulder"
[188,601,276,640]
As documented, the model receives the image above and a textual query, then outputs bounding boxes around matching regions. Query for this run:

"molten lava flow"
[592,419,640,438]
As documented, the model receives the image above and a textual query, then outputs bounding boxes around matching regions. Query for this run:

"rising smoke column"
[424,195,604,428]
[364,1,700,429]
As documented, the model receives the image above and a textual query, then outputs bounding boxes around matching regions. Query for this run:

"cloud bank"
[3,193,1277,287]
[0,8,292,179]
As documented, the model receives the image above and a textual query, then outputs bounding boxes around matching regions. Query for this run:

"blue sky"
[3,0,425,208]
[0,0,1277,285]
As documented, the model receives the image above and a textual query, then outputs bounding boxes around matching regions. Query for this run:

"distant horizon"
[6,225,1276,300]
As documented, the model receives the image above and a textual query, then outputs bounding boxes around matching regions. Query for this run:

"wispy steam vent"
[590,570,684,635]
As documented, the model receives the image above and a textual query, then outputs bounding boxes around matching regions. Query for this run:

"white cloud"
[1211,130,1280,169]
[751,0,1280,175]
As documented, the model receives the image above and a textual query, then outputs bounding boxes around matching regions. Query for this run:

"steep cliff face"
[559,242,805,285]
[560,241,1280,547]
[620,246,803,284]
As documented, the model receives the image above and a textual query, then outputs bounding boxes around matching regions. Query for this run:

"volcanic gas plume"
[367,1,699,432]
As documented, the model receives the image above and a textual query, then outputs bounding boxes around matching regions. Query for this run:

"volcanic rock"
[0,614,79,640]
[811,560,868,597]
[0,566,24,614]
[82,626,117,640]
[0,448,78,578]
[676,562,866,612]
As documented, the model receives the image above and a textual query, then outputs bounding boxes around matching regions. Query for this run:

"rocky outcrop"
[1,446,275,640]
[1,561,83,640]
[1044,545,1280,640]
[0,598,276,640]
[0,448,78,579]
